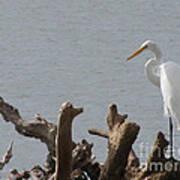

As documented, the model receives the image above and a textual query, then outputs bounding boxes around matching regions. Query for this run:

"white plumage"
[127,40,180,158]
[160,61,180,130]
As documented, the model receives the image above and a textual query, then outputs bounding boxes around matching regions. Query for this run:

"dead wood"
[136,131,180,180]
[88,104,127,138]
[99,122,140,180]
[54,102,83,180]
[88,127,140,171]
[30,165,47,180]
[88,128,109,138]
[72,139,94,170]
[88,104,140,180]
[146,132,168,169]
[0,96,57,156]
[72,139,101,180]
[137,131,168,179]
[106,104,128,131]
[0,142,13,170]
[4,98,180,180]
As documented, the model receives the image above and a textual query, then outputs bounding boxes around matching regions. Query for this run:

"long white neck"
[153,50,162,62]
[144,59,160,88]
[144,44,163,87]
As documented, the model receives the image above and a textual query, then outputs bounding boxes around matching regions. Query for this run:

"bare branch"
[0,96,57,155]
[0,142,13,170]
[88,128,109,139]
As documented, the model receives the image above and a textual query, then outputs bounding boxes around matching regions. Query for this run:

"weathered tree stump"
[89,104,140,180]
[99,122,140,180]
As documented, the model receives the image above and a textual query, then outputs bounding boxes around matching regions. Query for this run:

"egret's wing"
[160,61,180,129]
[144,59,160,87]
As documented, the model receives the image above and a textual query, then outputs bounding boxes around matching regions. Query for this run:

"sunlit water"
[0,0,180,178]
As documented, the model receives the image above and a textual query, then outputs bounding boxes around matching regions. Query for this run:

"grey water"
[0,0,180,178]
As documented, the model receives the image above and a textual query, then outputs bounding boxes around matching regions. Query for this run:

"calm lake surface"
[0,0,180,178]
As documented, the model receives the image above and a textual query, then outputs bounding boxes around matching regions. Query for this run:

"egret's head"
[140,40,158,52]
[127,40,161,61]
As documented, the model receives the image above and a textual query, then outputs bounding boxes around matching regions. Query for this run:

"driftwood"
[136,132,180,180]
[88,128,140,169]
[88,128,109,139]
[106,104,127,131]
[7,139,98,180]
[139,131,169,179]
[0,142,13,170]
[54,102,83,180]
[0,96,57,157]
[88,128,140,179]
[0,97,75,170]
[88,104,128,139]
[72,139,101,180]
[72,139,94,170]
[89,104,140,180]
[99,122,140,180]
[2,98,180,179]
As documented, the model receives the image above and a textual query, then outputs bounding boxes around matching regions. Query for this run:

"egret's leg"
[169,116,173,159]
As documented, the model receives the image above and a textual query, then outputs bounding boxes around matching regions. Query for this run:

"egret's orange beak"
[127,45,147,61]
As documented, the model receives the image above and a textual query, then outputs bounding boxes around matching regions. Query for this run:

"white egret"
[127,40,180,159]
